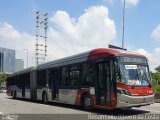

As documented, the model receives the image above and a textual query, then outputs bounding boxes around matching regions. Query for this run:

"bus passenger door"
[52,70,59,100]
[22,79,25,97]
[95,61,111,105]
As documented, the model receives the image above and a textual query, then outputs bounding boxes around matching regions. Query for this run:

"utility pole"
[35,11,48,66]
[122,0,126,49]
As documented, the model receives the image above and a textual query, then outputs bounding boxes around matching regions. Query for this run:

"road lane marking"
[133,108,160,113]
[147,109,160,113]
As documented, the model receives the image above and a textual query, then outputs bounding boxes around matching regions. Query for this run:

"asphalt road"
[0,94,160,120]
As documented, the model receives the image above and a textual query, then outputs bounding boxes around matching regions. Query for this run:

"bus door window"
[48,70,52,89]
[61,67,70,86]
[51,69,59,99]
[105,62,111,103]
[96,60,111,105]
[21,75,25,97]
[97,62,106,104]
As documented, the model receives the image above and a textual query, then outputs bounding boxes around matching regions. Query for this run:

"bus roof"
[8,67,36,77]
[89,48,145,57]
[37,48,145,70]
[8,48,146,75]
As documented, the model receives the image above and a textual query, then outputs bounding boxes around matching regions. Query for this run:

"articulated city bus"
[6,48,154,110]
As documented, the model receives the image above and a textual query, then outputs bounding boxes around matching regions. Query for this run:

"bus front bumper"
[116,93,154,108]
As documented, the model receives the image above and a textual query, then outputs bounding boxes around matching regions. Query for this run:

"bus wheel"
[42,92,48,104]
[13,91,17,99]
[82,94,92,110]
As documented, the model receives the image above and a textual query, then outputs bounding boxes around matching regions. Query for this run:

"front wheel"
[82,94,92,110]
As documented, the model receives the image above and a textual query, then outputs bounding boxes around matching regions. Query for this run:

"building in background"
[15,59,24,72]
[0,47,15,74]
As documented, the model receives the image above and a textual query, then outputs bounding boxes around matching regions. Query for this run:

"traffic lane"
[0,94,89,114]
[1,94,159,120]
[7,108,159,120]
[0,94,152,113]
[0,94,150,115]
[133,103,160,113]
[0,109,152,120]
[0,94,151,114]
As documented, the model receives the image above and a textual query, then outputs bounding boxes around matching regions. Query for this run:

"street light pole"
[23,49,28,68]
[122,0,126,49]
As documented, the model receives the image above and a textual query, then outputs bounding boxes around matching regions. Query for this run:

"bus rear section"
[6,67,37,100]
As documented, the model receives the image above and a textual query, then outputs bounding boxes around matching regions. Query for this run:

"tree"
[154,85,160,94]
[155,65,160,74]
[0,72,7,86]
[151,73,160,82]
[151,65,160,94]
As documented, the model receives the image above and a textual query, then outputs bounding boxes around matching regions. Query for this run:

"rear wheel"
[82,94,92,110]
[42,92,48,104]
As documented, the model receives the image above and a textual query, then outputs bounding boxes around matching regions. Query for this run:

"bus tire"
[13,91,17,99]
[42,92,48,104]
[82,94,92,110]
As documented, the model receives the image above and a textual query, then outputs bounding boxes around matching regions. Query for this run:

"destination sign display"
[118,56,147,63]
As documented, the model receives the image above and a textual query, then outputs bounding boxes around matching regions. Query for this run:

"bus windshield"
[119,64,151,86]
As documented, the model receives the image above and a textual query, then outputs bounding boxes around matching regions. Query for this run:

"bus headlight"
[118,88,131,96]
[125,90,131,96]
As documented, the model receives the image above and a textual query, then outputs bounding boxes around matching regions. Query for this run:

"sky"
[0,0,160,71]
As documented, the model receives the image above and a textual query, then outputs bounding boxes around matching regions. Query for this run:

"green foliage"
[0,72,7,86]
[151,73,160,83]
[154,85,160,94]
[155,65,160,73]
[152,79,158,87]
[151,65,160,94]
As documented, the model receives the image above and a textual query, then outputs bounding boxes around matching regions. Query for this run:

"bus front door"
[96,61,111,105]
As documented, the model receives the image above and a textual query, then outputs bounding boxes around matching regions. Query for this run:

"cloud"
[151,24,160,42]
[0,22,35,67]
[0,6,116,67]
[135,48,160,72]
[122,0,139,6]
[48,5,116,58]
[0,5,159,72]
[0,22,34,49]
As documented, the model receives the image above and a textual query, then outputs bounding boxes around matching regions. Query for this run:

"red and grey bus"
[6,48,154,110]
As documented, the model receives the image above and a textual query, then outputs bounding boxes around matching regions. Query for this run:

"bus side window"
[81,62,94,86]
[37,70,46,88]
[70,64,80,86]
